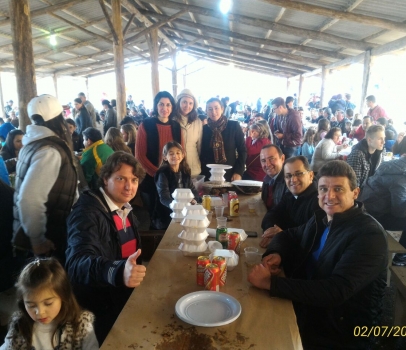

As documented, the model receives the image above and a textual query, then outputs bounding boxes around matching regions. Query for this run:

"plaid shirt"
[347,139,383,188]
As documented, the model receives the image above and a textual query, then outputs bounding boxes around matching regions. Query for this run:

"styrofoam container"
[210,169,226,175]
[169,201,188,210]
[172,188,194,200]
[209,175,225,183]
[170,212,184,223]
[180,215,210,228]
[178,230,209,243]
[178,241,208,256]
[209,249,239,271]
[181,205,208,217]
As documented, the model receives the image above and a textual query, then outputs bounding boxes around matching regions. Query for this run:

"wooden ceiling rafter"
[141,0,375,51]
[164,27,324,69]
[260,0,406,32]
[135,9,349,60]
[182,45,304,76]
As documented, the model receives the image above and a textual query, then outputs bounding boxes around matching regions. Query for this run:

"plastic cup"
[222,193,229,207]
[244,247,259,266]
[207,211,213,223]
[215,206,225,217]
[248,199,258,214]
[216,216,227,227]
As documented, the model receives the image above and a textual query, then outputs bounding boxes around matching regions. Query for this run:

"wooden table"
[101,194,303,350]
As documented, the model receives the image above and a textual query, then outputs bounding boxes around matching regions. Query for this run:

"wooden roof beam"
[260,0,406,32]
[48,12,113,45]
[187,52,291,78]
[98,0,119,45]
[125,10,186,45]
[184,46,299,76]
[137,9,348,60]
[141,0,375,51]
[165,27,321,70]
[120,0,176,49]
[0,0,84,27]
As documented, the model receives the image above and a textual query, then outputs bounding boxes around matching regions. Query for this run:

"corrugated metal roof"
[0,0,404,78]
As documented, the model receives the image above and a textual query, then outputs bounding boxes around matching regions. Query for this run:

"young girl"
[0,258,98,350]
[302,127,316,164]
[153,141,200,229]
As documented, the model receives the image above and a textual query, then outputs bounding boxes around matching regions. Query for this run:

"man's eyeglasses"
[284,171,309,180]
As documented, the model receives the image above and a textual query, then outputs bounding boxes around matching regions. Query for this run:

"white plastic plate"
[231,180,263,187]
[175,291,241,327]
[206,164,233,170]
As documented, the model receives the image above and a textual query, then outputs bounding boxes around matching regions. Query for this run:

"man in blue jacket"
[249,160,387,349]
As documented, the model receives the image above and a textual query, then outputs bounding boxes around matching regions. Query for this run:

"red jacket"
[367,105,388,121]
[245,137,271,181]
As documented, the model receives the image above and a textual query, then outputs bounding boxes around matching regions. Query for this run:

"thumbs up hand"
[123,249,146,288]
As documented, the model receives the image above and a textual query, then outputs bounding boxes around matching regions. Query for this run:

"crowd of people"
[0,88,405,349]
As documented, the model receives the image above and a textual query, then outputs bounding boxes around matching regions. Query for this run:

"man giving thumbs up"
[66,152,147,344]
[124,249,146,287]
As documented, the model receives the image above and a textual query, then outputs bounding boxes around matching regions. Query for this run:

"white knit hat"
[27,94,63,121]
[177,88,198,109]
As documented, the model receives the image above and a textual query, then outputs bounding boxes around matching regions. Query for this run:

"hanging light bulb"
[50,33,57,46]
[219,0,232,14]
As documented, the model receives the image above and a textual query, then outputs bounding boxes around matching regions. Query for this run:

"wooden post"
[0,72,4,115]
[53,73,58,99]
[360,50,372,116]
[171,48,177,98]
[320,66,328,108]
[85,77,89,100]
[147,29,160,97]
[9,0,37,132]
[111,0,126,122]
[298,74,304,108]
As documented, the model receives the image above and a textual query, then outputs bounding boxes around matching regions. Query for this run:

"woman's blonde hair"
[104,127,132,154]
[249,123,269,139]
[120,124,137,145]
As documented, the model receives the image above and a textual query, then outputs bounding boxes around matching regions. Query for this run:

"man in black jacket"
[249,161,387,350]
[66,152,147,344]
[260,156,319,247]
[260,144,287,210]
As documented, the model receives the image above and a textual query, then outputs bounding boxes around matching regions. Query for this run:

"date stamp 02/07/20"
[354,326,406,337]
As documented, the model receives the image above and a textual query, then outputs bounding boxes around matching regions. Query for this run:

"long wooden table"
[101,193,303,349]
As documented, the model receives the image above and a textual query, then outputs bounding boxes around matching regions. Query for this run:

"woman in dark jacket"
[200,97,247,182]
[74,97,92,136]
[135,91,182,229]
[0,129,24,173]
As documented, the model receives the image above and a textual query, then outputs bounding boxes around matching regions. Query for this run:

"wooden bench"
[387,233,406,325]
[390,266,406,325]
[386,233,406,285]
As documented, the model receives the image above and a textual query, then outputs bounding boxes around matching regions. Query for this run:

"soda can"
[204,263,219,291]
[230,198,240,216]
[202,195,211,211]
[212,256,227,286]
[228,191,237,206]
[228,232,241,255]
[196,256,210,286]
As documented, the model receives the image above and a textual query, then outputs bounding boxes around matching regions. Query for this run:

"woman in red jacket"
[243,123,271,181]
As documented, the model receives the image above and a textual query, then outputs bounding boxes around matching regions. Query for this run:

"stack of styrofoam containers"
[178,214,210,256]
[209,168,226,183]
[169,188,194,223]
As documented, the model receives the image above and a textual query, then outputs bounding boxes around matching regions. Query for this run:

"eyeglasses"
[284,171,309,180]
